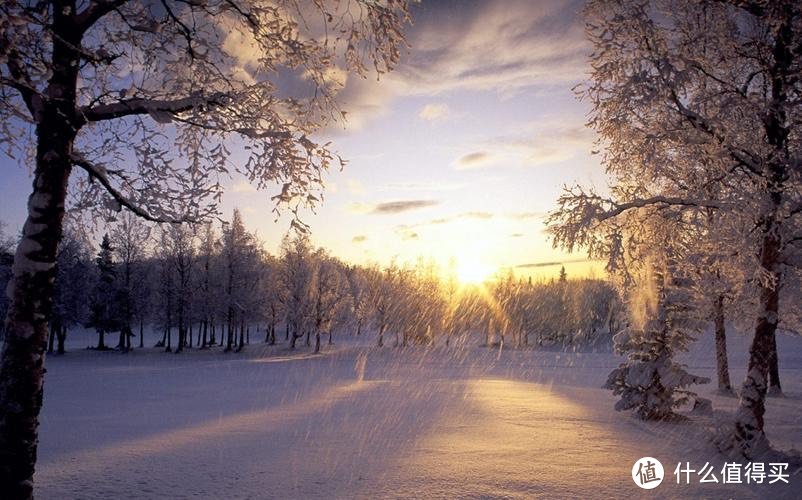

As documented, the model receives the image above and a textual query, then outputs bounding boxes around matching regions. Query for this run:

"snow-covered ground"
[34,328,801,499]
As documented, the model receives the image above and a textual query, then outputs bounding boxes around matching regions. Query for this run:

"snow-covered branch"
[79,93,231,123]
[70,152,192,224]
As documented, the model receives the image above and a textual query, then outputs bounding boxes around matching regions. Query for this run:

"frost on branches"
[605,262,709,421]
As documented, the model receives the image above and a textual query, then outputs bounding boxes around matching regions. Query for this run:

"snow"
[33,329,801,498]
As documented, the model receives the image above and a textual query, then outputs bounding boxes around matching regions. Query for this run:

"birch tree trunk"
[0,5,81,491]
[1,119,76,500]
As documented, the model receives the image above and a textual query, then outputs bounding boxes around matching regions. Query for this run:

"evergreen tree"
[605,259,709,420]
[88,234,123,350]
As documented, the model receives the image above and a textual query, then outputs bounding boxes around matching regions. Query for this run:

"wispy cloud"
[328,0,588,132]
[451,118,595,171]
[418,103,450,121]
[396,228,420,240]
[454,151,493,170]
[382,181,466,192]
[510,233,524,238]
[370,200,440,215]
[507,211,545,220]
[516,257,592,268]
[352,235,368,243]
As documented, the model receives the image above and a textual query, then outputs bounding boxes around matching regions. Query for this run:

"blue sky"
[0,0,606,281]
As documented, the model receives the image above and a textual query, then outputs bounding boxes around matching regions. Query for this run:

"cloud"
[454,151,493,170]
[451,118,596,171]
[397,229,419,240]
[327,0,589,132]
[352,235,368,243]
[507,211,545,220]
[370,199,439,215]
[382,181,466,192]
[516,257,591,268]
[510,233,524,238]
[418,103,450,121]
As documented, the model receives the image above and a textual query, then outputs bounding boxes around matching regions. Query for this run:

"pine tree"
[605,261,709,420]
[88,234,123,350]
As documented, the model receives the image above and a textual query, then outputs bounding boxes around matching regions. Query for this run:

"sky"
[0,0,607,283]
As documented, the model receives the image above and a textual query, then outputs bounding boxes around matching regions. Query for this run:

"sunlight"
[457,256,494,284]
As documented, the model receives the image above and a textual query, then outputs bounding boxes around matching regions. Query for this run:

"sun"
[456,257,494,284]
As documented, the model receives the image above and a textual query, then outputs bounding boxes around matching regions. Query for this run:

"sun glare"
[457,257,494,284]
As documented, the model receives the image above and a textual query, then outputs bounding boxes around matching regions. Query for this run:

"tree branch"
[70,152,192,224]
[75,0,130,34]
[596,196,723,223]
[78,92,230,123]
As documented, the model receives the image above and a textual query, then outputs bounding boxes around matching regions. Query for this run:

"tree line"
[0,214,620,356]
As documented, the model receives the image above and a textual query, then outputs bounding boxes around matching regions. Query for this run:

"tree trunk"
[139,319,144,348]
[225,311,233,352]
[201,320,208,349]
[767,331,782,396]
[314,331,321,353]
[0,32,79,491]
[56,326,66,355]
[285,323,289,341]
[235,321,244,352]
[713,296,732,394]
[305,329,310,347]
[97,330,106,350]
[732,230,779,457]
[47,323,56,354]
[328,328,334,346]
[377,324,384,347]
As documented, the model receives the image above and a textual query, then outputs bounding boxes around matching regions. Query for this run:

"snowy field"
[34,329,801,499]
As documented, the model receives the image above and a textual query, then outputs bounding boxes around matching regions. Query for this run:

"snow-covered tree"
[309,250,344,353]
[0,1,411,492]
[109,212,151,351]
[549,0,802,457]
[260,254,283,346]
[196,221,221,348]
[604,240,710,420]
[279,232,313,349]
[162,224,196,353]
[344,265,370,338]
[50,226,93,354]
